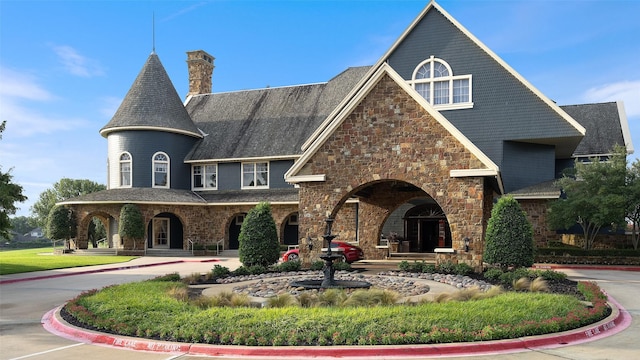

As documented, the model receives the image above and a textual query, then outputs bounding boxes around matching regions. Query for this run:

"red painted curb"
[42,294,631,358]
[0,258,220,285]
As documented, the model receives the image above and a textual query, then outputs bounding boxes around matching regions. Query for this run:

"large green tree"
[484,195,534,269]
[31,178,106,228]
[238,202,280,267]
[627,159,640,250]
[46,205,77,249]
[548,145,627,250]
[0,121,28,240]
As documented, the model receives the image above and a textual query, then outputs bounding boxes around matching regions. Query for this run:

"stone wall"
[68,202,299,251]
[296,74,491,270]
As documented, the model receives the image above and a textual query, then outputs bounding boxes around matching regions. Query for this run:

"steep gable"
[286,63,500,190]
[381,2,585,163]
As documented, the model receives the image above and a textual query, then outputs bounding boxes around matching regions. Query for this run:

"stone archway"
[293,72,494,270]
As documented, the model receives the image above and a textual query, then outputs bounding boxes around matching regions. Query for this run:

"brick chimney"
[186,50,214,97]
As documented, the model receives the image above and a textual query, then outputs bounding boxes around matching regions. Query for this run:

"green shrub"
[484,196,534,269]
[453,262,473,275]
[398,260,411,271]
[483,268,503,281]
[332,261,352,271]
[398,260,435,273]
[238,202,280,267]
[310,260,324,271]
[211,265,230,278]
[437,260,456,274]
[118,204,145,248]
[149,273,181,282]
[274,260,301,272]
[46,206,77,243]
[233,266,251,276]
[247,264,268,275]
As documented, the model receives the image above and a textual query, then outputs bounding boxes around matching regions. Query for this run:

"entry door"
[153,218,170,248]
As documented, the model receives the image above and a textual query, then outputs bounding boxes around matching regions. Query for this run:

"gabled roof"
[183,67,370,161]
[100,52,202,138]
[285,63,502,192]
[363,0,585,161]
[561,101,634,157]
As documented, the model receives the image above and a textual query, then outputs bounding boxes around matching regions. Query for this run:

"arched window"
[410,56,472,110]
[152,152,169,188]
[119,152,132,187]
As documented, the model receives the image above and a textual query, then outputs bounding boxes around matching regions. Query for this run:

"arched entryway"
[404,202,452,252]
[228,213,246,250]
[282,212,299,246]
[147,212,184,249]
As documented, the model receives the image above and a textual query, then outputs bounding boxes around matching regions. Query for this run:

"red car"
[282,241,364,263]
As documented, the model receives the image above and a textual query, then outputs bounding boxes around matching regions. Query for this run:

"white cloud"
[583,80,640,118]
[0,67,54,101]
[51,44,105,77]
[0,67,90,137]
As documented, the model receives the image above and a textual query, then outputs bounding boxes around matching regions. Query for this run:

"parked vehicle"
[282,241,364,263]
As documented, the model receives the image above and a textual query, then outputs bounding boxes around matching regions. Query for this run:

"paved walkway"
[5,256,627,358]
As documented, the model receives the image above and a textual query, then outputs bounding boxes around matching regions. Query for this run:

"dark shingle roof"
[197,188,298,203]
[184,66,371,160]
[561,102,626,157]
[100,52,201,138]
[508,180,561,199]
[59,188,299,205]
[59,188,206,205]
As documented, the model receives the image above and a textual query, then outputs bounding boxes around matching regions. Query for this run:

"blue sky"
[1,0,639,218]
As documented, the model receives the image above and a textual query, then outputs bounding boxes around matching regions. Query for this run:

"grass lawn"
[66,276,609,346]
[0,247,137,275]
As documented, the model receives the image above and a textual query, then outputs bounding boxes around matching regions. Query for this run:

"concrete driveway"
[1,256,638,360]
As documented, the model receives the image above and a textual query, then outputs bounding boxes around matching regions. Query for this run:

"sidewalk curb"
[42,294,631,359]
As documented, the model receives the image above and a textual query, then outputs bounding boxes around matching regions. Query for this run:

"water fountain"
[290,218,371,290]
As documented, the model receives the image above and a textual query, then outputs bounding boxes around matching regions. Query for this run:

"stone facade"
[69,203,298,251]
[296,74,493,270]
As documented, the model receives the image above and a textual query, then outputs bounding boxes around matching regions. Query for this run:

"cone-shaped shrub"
[484,196,534,269]
[238,202,280,267]
[119,204,145,248]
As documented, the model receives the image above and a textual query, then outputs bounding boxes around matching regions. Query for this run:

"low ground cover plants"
[62,263,610,346]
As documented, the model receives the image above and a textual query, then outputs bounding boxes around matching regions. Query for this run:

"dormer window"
[153,152,169,188]
[193,164,217,190]
[410,56,473,110]
[242,162,269,189]
[119,152,132,187]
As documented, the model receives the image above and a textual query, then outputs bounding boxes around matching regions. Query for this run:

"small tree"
[627,159,640,250]
[484,195,534,270]
[46,205,77,249]
[548,146,627,250]
[119,204,145,250]
[238,202,280,267]
[0,121,28,240]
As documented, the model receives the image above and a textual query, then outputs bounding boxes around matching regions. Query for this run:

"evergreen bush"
[118,204,145,248]
[46,205,77,248]
[484,196,534,269]
[238,202,280,267]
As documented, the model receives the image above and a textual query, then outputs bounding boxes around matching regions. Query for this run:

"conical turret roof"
[100,52,202,138]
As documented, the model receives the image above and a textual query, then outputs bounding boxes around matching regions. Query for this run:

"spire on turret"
[100,53,201,138]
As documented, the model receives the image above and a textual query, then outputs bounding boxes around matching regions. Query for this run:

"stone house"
[61,1,632,269]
